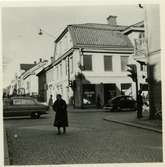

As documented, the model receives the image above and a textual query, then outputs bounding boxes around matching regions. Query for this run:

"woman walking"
[52,94,68,135]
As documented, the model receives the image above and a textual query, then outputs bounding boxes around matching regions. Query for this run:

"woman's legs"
[63,127,66,134]
[57,126,61,134]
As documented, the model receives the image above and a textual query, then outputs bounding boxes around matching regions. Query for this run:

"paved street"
[4,110,163,165]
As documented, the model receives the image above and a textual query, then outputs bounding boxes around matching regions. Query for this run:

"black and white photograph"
[1,1,163,166]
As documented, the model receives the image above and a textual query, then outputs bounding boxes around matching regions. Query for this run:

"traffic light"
[127,64,137,82]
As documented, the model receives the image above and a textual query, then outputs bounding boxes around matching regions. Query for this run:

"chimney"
[50,57,54,63]
[107,15,117,26]
[39,58,42,62]
[34,61,37,64]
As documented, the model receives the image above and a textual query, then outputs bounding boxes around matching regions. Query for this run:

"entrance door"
[104,84,116,104]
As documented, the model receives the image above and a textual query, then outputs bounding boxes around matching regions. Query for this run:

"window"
[104,56,112,71]
[65,58,68,75]
[121,56,129,71]
[83,55,92,71]
[140,84,148,91]
[13,98,35,105]
[27,81,30,91]
[56,66,59,79]
[140,64,146,71]
[70,56,73,73]
[60,63,62,77]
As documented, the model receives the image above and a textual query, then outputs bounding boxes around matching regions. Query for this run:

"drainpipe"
[79,48,84,108]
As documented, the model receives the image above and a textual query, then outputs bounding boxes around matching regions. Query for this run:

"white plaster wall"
[128,32,140,47]
[55,31,73,60]
[82,52,133,77]
[145,5,161,82]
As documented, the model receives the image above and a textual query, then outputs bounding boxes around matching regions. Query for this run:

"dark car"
[3,96,49,119]
[104,95,137,112]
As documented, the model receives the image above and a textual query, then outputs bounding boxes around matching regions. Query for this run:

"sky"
[2,5,144,88]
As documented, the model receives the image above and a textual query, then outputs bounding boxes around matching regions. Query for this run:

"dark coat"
[53,99,68,127]
[137,94,143,107]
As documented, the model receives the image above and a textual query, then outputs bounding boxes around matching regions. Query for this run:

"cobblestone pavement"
[4,110,163,165]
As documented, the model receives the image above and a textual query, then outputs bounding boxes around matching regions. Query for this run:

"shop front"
[82,84,96,108]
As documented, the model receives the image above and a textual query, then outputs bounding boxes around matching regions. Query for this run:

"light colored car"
[3,96,49,119]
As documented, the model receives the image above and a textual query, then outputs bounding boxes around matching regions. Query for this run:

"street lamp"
[38,28,56,39]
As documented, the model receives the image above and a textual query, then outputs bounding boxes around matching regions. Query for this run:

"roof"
[131,21,144,28]
[55,23,127,43]
[69,23,127,31]
[68,24,133,49]
[20,64,36,71]
[36,63,53,76]
[123,21,144,35]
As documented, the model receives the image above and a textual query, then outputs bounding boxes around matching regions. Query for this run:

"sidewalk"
[67,106,104,112]
[103,110,162,133]
[68,106,162,133]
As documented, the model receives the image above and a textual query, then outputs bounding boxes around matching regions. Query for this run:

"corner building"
[49,16,137,108]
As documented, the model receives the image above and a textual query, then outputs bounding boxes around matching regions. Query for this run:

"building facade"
[123,21,148,97]
[46,16,142,108]
[17,59,48,96]
[144,5,161,119]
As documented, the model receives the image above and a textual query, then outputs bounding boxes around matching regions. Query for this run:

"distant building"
[45,15,139,108]
[17,59,48,96]
[16,62,36,90]
[37,62,52,102]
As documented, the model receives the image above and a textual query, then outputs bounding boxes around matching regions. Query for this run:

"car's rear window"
[13,99,35,105]
[126,96,133,100]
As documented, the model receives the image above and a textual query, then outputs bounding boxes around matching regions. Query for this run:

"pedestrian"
[52,94,68,135]
[48,95,53,109]
[137,90,143,119]
[96,95,101,109]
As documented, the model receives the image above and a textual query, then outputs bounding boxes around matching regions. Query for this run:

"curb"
[68,109,104,113]
[103,118,162,133]
[4,129,10,165]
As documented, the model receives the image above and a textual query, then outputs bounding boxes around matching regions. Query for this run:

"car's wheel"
[31,112,40,119]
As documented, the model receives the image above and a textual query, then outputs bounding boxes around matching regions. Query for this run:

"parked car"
[3,96,49,119]
[104,95,137,112]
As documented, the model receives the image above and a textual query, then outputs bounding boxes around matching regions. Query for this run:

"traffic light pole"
[135,77,138,101]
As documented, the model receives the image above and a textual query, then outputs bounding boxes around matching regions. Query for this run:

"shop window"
[121,83,132,95]
[83,84,96,105]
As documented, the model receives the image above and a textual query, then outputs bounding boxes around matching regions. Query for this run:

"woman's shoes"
[56,131,61,135]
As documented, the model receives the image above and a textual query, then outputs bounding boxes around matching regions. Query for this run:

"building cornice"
[123,27,144,35]
[81,47,134,54]
[22,61,48,80]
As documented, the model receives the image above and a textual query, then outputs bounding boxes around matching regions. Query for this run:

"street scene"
[4,109,162,165]
[2,3,162,166]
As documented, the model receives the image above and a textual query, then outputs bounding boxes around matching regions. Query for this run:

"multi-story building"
[123,21,148,96]
[144,5,161,119]
[17,59,48,96]
[46,16,140,108]
[16,63,36,92]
